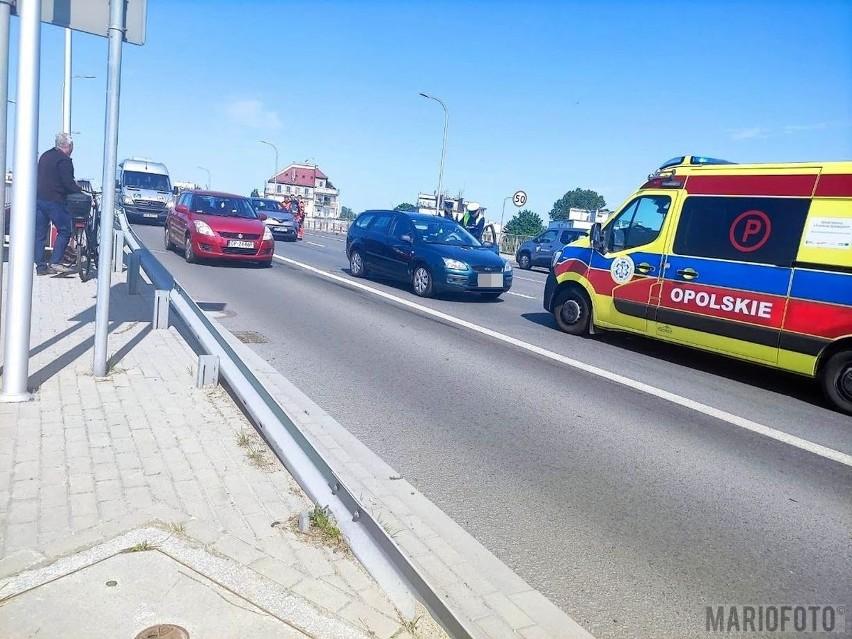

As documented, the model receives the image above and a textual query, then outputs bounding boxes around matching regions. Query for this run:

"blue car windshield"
[413,217,481,247]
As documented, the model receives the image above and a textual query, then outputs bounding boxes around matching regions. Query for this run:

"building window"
[286,186,291,194]
[276,184,281,194]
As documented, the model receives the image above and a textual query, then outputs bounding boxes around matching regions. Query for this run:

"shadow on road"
[337,268,506,303]
[522,309,830,410]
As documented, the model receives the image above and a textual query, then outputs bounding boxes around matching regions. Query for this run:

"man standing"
[35,132,82,275]
[462,202,485,241]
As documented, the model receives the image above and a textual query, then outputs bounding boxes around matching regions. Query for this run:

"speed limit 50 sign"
[513,190,527,207]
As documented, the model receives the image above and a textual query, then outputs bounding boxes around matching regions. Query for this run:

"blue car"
[346,210,512,299]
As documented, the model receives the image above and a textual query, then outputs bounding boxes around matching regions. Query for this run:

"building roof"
[272,164,329,186]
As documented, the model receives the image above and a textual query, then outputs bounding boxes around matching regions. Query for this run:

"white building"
[416,192,487,220]
[266,163,340,218]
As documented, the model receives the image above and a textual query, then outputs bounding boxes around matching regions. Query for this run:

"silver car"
[250,198,298,241]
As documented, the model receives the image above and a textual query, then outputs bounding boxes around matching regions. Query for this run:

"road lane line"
[306,241,326,247]
[508,292,537,299]
[272,254,852,468]
[515,276,544,282]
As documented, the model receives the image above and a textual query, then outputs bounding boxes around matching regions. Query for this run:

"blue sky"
[5,0,851,222]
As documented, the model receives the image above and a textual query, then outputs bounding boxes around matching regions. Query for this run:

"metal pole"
[62,28,71,133]
[197,165,210,190]
[93,0,125,377]
[500,195,512,230]
[0,0,12,335]
[260,140,277,196]
[0,0,41,401]
[419,93,448,215]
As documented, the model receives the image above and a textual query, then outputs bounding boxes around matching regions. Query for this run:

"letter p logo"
[729,210,772,253]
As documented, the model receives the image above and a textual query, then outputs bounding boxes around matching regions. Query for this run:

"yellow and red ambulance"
[544,157,852,414]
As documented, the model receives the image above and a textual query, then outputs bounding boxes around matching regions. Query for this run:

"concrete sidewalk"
[0,271,446,639]
[0,261,592,638]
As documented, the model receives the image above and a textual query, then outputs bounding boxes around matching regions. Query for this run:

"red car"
[164,190,275,266]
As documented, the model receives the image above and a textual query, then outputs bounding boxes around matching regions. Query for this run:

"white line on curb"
[272,254,852,468]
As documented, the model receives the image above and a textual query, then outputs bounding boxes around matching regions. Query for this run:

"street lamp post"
[419,92,448,216]
[500,195,513,231]
[197,166,210,190]
[259,140,278,196]
[60,74,95,134]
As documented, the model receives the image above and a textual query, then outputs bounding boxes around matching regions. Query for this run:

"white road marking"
[515,276,544,283]
[508,291,537,299]
[306,241,325,248]
[272,254,852,468]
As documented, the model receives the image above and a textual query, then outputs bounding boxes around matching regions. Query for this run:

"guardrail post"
[127,250,141,294]
[153,290,169,329]
[112,229,124,273]
[195,354,219,387]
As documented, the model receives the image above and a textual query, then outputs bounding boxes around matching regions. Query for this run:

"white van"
[117,158,173,224]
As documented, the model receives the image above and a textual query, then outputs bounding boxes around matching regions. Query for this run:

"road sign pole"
[0,0,42,402]
[0,0,12,334]
[93,0,126,376]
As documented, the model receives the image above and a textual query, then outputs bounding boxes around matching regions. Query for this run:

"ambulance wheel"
[820,350,852,415]
[553,287,591,336]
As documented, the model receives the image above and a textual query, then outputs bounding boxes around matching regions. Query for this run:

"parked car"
[250,197,298,241]
[165,190,274,266]
[516,227,588,270]
[346,210,512,299]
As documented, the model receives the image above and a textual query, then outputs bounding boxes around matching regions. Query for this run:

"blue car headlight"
[442,257,468,271]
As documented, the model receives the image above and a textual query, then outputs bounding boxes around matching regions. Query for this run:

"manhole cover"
[134,625,189,639]
[233,330,268,344]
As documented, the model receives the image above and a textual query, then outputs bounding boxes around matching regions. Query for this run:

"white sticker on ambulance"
[610,256,635,284]
[803,217,852,249]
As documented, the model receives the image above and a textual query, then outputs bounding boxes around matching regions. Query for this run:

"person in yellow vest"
[462,202,485,241]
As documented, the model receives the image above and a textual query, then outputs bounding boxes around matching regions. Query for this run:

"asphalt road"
[133,224,852,639]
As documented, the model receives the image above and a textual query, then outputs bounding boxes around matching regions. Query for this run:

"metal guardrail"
[302,216,533,257]
[114,209,473,638]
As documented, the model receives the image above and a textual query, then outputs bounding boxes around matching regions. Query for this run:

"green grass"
[397,612,422,634]
[309,505,341,541]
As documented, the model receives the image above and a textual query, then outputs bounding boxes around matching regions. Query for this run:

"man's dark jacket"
[37,147,82,204]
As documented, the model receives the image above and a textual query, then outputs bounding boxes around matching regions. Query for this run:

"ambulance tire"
[553,287,591,336]
[820,350,852,415]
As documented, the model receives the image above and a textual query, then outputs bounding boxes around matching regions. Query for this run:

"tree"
[505,209,544,236]
[548,188,606,221]
[250,188,260,198]
[339,206,356,220]
[394,202,417,212]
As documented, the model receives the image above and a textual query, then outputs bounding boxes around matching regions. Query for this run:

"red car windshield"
[191,195,258,219]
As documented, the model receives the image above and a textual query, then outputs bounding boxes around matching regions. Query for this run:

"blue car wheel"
[412,265,434,297]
